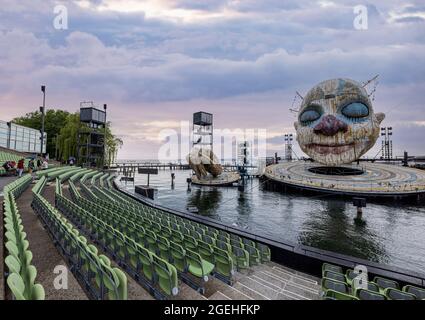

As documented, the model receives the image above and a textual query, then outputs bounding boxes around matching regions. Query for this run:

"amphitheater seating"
[55,191,177,299]
[71,181,236,289]
[31,175,128,300]
[45,170,272,298]
[3,174,45,300]
[0,150,32,175]
[321,263,425,300]
[60,171,272,295]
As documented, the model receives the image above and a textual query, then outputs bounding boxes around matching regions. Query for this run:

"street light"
[40,85,46,157]
[103,104,107,168]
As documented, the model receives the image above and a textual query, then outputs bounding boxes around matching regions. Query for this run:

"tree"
[13,109,70,157]
[14,109,123,166]
[55,113,123,166]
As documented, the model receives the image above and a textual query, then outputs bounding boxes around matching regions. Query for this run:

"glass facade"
[0,120,46,154]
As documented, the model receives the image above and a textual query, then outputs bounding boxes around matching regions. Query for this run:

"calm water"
[121,169,425,274]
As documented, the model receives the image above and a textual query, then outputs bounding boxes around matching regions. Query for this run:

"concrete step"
[208,291,232,300]
[238,276,280,299]
[258,269,321,292]
[233,282,270,300]
[219,285,254,300]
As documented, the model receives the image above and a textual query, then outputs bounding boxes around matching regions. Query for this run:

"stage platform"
[191,171,240,186]
[264,162,425,199]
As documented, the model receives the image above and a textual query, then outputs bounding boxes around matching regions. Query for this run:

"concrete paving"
[2,176,322,300]
[14,184,88,300]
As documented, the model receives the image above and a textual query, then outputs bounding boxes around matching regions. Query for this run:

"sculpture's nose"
[313,115,348,136]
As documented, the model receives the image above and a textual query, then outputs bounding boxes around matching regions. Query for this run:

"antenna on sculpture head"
[363,74,379,101]
[289,91,304,114]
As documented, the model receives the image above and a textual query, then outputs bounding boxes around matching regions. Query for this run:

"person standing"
[42,158,48,170]
[37,157,42,170]
[28,159,35,174]
[17,158,24,177]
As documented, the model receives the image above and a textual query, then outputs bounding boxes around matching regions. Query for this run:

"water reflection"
[298,199,388,263]
[129,170,423,273]
[187,187,222,218]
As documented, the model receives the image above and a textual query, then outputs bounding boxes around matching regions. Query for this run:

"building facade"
[0,120,47,154]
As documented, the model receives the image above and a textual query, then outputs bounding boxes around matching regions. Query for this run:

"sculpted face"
[294,79,385,165]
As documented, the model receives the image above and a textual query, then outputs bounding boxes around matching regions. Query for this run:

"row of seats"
[74,181,235,290]
[56,191,179,298]
[35,167,63,179]
[81,173,271,283]
[58,167,87,183]
[31,178,128,300]
[36,166,80,181]
[93,182,270,269]
[0,150,31,175]
[3,174,45,300]
[80,170,98,184]
[321,263,425,300]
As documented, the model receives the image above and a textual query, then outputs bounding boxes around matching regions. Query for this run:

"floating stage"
[190,171,241,186]
[263,161,425,200]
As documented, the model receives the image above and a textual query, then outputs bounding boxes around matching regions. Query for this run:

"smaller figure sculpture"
[187,148,223,180]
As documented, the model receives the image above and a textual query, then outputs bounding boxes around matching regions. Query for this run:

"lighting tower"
[284,133,293,161]
[77,101,107,168]
[192,111,213,151]
[381,127,393,161]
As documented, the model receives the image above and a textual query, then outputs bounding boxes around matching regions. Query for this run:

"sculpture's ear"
[294,121,299,130]
[376,112,385,124]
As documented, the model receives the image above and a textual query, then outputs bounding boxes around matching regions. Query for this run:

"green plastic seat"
[153,255,179,296]
[356,288,386,300]
[186,249,214,281]
[322,263,343,276]
[244,245,260,266]
[373,276,399,293]
[324,270,347,283]
[257,243,271,262]
[321,278,349,294]
[157,236,171,261]
[198,240,214,263]
[202,234,216,246]
[231,246,249,269]
[384,288,416,300]
[403,285,425,299]
[216,239,231,254]
[137,244,155,282]
[7,273,45,300]
[5,255,21,274]
[170,242,186,273]
[171,229,184,244]
[324,289,358,300]
[352,281,380,296]
[213,247,235,279]
[183,235,198,251]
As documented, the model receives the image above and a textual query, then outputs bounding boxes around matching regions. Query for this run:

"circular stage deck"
[264,162,425,198]
[191,171,241,186]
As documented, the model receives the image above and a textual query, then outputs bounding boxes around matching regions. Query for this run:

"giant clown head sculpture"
[294,78,385,165]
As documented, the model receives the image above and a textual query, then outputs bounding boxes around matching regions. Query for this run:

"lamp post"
[103,104,107,168]
[40,85,46,157]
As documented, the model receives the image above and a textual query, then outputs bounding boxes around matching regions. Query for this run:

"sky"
[0,0,424,160]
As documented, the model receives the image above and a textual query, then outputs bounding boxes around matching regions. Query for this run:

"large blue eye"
[300,109,321,123]
[341,102,369,118]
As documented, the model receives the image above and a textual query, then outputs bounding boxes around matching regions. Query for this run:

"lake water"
[121,169,425,274]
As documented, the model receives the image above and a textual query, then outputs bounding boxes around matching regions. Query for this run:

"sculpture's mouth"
[306,142,355,155]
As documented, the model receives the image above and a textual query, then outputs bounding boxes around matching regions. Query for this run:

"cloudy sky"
[0,0,424,160]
